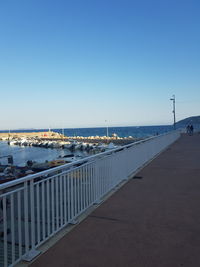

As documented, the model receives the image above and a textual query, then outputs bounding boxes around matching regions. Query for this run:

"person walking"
[186,125,191,135]
[190,125,194,135]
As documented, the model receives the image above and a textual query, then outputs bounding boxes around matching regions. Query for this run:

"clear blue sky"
[0,0,199,130]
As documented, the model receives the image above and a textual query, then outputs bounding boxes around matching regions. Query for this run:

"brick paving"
[30,133,200,267]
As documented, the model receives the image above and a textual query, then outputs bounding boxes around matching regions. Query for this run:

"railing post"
[22,180,40,262]
[3,197,8,267]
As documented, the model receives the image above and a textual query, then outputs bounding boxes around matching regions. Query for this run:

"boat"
[106,142,117,150]
[49,159,66,167]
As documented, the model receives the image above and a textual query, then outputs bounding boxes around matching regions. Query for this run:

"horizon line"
[0,124,174,132]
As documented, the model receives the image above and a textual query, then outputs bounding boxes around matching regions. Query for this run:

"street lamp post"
[62,127,65,139]
[170,95,176,130]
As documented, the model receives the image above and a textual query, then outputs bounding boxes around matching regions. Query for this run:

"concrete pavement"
[30,133,200,267]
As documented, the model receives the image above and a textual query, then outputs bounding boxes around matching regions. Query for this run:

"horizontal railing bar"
[0,185,24,198]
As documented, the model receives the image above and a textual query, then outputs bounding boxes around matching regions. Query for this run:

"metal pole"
[170,95,176,130]
[105,120,109,144]
[173,96,176,129]
[105,120,109,138]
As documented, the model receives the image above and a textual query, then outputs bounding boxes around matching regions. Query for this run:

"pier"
[0,131,185,266]
[25,133,200,267]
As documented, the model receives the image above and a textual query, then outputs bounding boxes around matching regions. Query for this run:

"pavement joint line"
[88,215,121,222]
[132,176,143,179]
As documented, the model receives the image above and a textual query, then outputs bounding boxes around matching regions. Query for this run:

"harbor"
[0,131,142,184]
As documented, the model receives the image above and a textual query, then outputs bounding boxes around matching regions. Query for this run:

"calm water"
[0,125,173,166]
[0,142,87,167]
[56,125,173,138]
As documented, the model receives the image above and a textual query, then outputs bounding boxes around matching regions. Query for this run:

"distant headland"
[176,116,200,127]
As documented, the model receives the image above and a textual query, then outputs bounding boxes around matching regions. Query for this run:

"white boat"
[9,140,17,146]
[106,142,117,150]
[62,154,83,163]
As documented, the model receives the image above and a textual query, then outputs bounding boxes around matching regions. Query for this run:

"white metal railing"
[0,131,180,266]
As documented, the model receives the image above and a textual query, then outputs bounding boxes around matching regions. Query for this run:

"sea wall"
[0,131,139,145]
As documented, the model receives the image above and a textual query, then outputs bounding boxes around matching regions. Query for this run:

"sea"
[0,125,173,167]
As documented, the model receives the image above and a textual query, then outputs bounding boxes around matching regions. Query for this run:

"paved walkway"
[30,134,200,267]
